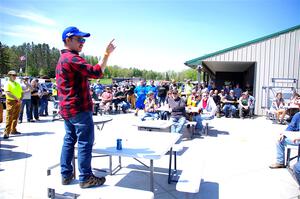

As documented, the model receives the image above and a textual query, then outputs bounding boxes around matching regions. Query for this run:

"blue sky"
[0,0,299,72]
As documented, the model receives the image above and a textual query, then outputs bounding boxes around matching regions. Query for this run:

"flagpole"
[25,50,27,75]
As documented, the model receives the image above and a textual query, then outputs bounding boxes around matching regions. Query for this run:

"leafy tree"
[27,65,39,77]
[0,42,200,81]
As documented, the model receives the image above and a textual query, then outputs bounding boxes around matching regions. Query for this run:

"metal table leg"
[150,159,154,192]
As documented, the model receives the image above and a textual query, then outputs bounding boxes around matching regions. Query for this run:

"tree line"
[0,42,198,81]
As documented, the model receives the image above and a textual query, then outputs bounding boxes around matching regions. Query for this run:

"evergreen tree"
[0,42,11,75]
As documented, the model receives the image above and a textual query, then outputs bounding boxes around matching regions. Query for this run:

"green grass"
[51,78,112,85]
[91,78,112,85]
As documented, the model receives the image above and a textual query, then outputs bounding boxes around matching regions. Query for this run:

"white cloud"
[0,6,56,26]
[83,39,188,72]
[1,25,63,49]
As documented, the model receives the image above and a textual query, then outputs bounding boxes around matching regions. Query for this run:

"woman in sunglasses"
[56,26,116,189]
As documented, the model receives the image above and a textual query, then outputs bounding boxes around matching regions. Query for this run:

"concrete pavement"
[0,105,299,199]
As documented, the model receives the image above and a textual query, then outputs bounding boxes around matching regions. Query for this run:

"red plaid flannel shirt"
[56,49,103,119]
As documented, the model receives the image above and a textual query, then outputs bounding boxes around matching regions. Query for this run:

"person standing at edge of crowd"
[19,76,34,123]
[30,79,40,122]
[0,87,3,133]
[3,70,23,139]
[134,80,147,116]
[56,26,115,188]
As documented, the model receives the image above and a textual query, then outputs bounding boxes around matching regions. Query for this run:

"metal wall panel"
[284,32,291,81]
[227,51,234,61]
[273,36,280,79]
[251,44,256,61]
[234,50,238,61]
[278,35,285,78]
[289,31,296,77]
[269,38,276,86]
[264,40,271,88]
[242,47,247,61]
[294,29,300,89]
[202,28,300,115]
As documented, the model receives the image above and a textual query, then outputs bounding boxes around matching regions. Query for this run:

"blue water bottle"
[116,139,122,150]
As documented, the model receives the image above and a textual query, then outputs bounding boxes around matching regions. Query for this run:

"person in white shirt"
[18,76,34,123]
[193,92,217,133]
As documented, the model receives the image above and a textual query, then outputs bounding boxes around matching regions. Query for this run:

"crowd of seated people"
[89,78,300,134]
[90,79,257,119]
[132,80,256,133]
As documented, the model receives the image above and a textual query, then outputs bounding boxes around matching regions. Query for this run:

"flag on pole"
[20,55,26,61]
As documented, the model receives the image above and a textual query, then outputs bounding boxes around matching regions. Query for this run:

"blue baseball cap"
[62,26,90,41]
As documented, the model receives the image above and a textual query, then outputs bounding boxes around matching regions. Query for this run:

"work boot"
[62,174,74,185]
[269,163,286,169]
[3,134,9,139]
[79,175,106,188]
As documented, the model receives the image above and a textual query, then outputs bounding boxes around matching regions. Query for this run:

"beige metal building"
[185,25,300,115]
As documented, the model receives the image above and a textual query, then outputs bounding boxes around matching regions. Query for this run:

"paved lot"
[0,105,299,199]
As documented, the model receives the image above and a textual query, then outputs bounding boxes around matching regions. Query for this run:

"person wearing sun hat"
[56,26,116,188]
[141,90,159,121]
[3,70,23,139]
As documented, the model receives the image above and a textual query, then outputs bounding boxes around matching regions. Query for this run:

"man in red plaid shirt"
[56,26,115,188]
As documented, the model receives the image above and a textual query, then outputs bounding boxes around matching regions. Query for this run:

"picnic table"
[92,130,181,192]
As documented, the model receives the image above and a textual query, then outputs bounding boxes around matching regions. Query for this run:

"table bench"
[47,174,154,199]
[134,120,173,132]
[168,144,202,194]
[176,168,202,194]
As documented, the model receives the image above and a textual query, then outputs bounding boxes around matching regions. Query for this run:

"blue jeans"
[19,99,31,121]
[53,96,59,109]
[275,137,298,164]
[60,111,94,182]
[39,97,48,115]
[170,116,186,133]
[223,104,237,117]
[294,161,300,185]
[30,101,39,120]
[158,96,166,106]
[141,112,159,121]
[119,101,130,112]
[159,111,170,120]
[193,114,214,130]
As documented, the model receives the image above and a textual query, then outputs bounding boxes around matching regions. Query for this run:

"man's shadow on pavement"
[0,144,32,162]
[206,128,229,137]
[7,131,55,137]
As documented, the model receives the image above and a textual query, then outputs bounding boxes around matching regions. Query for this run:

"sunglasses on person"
[72,37,86,44]
[172,92,178,95]
[10,74,17,77]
